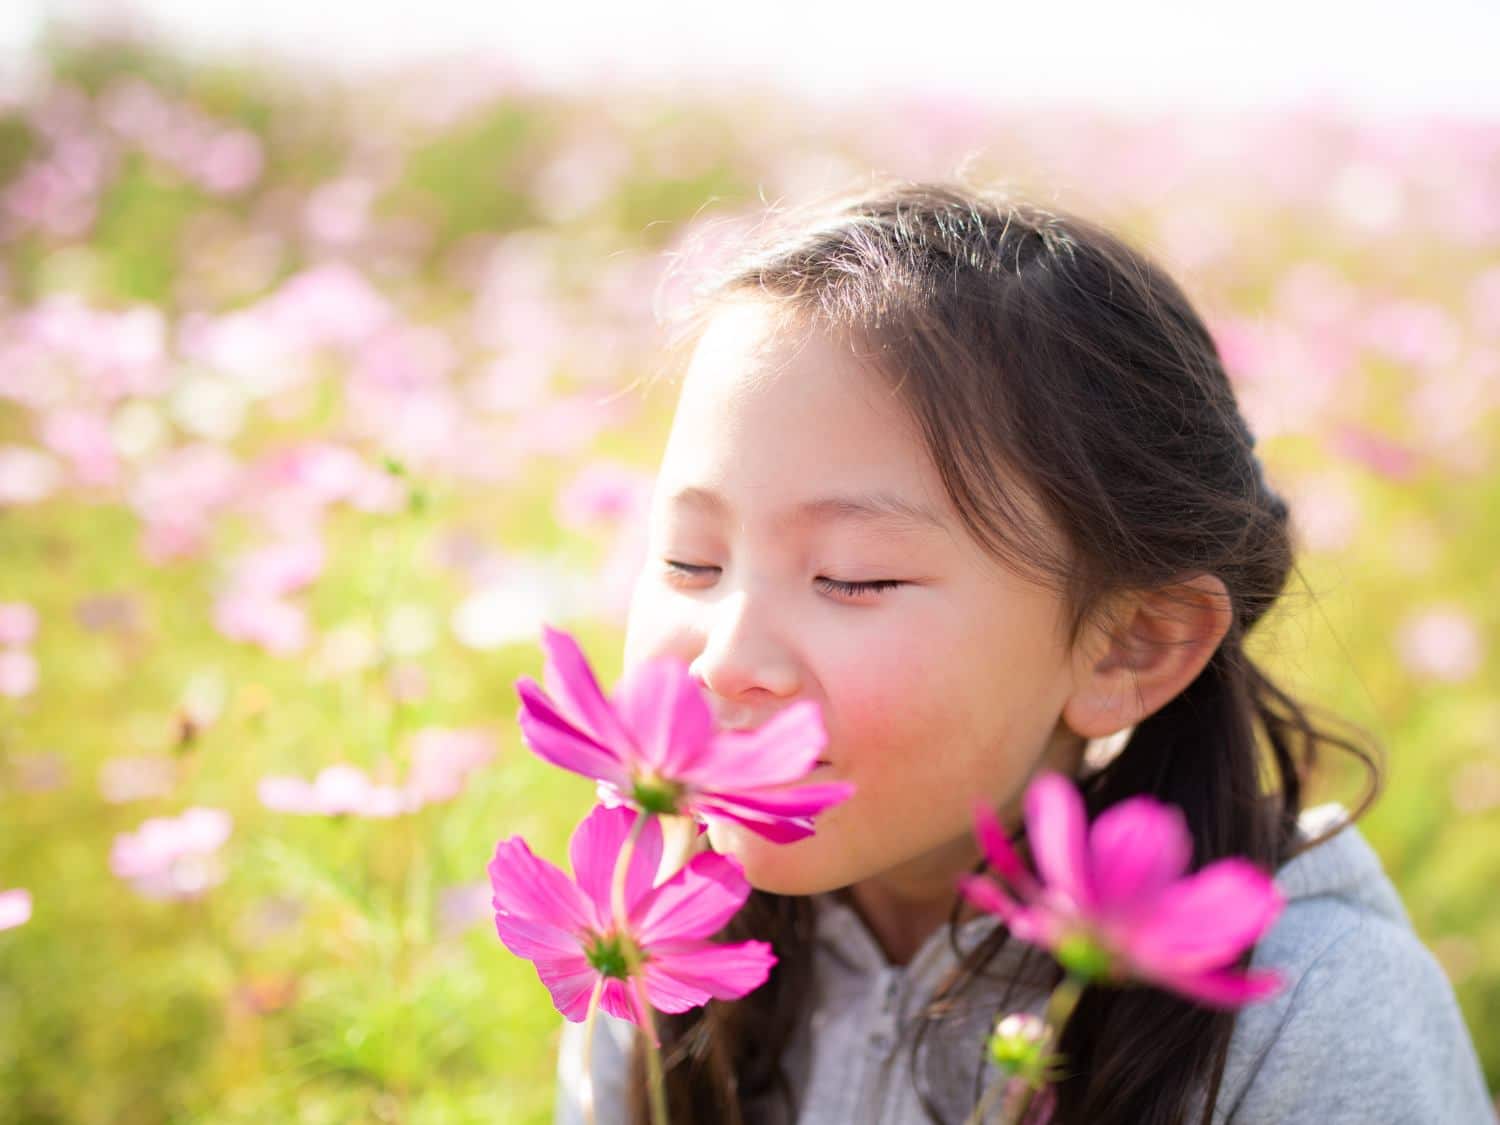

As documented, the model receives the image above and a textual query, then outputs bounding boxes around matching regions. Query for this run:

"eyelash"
[663,561,904,600]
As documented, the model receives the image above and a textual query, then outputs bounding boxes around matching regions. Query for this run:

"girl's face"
[624,299,1089,901]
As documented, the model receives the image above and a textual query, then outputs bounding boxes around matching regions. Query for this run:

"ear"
[1061,574,1234,740]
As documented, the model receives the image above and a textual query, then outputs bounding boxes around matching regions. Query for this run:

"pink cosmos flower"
[0,602,38,647]
[260,729,498,818]
[0,888,31,931]
[258,764,412,819]
[212,593,310,655]
[211,537,325,654]
[404,727,498,805]
[515,625,853,843]
[959,772,1285,1009]
[130,443,242,563]
[489,802,775,1041]
[99,755,178,804]
[39,408,120,489]
[109,807,233,901]
[554,460,654,528]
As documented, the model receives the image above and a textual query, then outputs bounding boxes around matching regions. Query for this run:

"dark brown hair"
[626,178,1382,1125]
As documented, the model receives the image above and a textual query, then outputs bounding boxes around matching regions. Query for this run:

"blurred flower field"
[1,29,1497,1124]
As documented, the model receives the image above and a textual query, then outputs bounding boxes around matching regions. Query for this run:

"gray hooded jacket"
[555,803,1495,1123]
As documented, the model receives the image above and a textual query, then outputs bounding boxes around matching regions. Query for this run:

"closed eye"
[662,561,905,602]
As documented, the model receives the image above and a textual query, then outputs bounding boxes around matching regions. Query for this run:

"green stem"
[579,976,606,1125]
[610,811,669,1125]
[1007,974,1085,1124]
[963,1073,1014,1125]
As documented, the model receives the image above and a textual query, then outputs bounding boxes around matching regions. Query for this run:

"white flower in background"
[383,603,438,658]
[110,400,170,462]
[0,445,62,505]
[451,558,584,651]
[169,368,250,442]
[314,621,382,678]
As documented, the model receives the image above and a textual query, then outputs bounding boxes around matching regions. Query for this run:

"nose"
[688,588,801,706]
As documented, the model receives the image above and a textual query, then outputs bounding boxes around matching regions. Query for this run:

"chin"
[705,818,838,897]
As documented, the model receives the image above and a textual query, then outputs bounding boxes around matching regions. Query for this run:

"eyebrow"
[668,486,949,534]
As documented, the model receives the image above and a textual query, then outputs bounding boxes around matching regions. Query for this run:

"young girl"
[553,180,1494,1124]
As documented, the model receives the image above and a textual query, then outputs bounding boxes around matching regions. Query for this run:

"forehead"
[661,301,948,519]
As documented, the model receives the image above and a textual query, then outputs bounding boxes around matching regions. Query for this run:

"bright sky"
[5,0,1500,114]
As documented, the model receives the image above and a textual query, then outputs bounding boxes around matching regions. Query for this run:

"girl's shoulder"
[1210,803,1494,1123]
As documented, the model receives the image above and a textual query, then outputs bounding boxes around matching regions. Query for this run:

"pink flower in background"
[405,727,498,804]
[439,881,492,938]
[0,889,31,931]
[1361,298,1461,372]
[212,593,310,655]
[194,128,263,195]
[1329,424,1421,482]
[0,650,39,698]
[489,802,775,1041]
[39,408,120,488]
[253,441,401,514]
[516,625,853,842]
[959,773,1285,1009]
[554,460,654,528]
[261,730,498,817]
[130,443,243,563]
[110,807,233,901]
[212,538,325,655]
[99,755,179,804]
[0,602,38,647]
[1396,607,1484,683]
[258,764,411,818]
[264,263,392,350]
[227,538,326,598]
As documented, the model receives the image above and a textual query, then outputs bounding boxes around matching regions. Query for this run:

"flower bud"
[988,1011,1048,1077]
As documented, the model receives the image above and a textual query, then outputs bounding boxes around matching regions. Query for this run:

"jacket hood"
[1276,801,1410,928]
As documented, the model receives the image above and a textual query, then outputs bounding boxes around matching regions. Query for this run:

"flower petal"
[957,873,1025,926]
[492,912,584,962]
[533,955,602,1022]
[695,779,855,820]
[692,802,818,843]
[488,836,594,934]
[539,624,635,750]
[1146,964,1286,1010]
[1087,796,1192,919]
[1120,859,1284,975]
[610,655,714,776]
[598,976,658,1043]
[568,803,664,928]
[686,701,827,789]
[632,851,751,945]
[1024,772,1095,912]
[971,800,1040,898]
[639,938,777,1010]
[516,677,632,787]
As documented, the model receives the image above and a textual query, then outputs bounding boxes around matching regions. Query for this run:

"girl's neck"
[840,849,988,966]
[840,727,1090,967]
